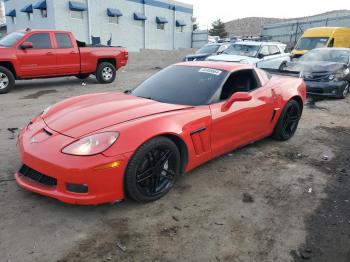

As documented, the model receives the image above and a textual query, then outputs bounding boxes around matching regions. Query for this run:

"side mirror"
[222,92,252,111]
[20,42,34,49]
[257,53,264,59]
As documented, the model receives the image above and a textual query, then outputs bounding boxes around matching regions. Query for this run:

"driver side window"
[220,69,260,101]
[23,33,52,49]
[259,45,270,57]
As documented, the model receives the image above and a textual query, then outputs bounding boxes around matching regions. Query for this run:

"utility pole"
[0,1,5,24]
[87,0,92,44]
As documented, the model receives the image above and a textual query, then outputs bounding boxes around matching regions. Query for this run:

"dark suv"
[285,48,350,99]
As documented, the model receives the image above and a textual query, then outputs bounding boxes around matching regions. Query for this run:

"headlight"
[62,132,119,156]
[332,68,350,81]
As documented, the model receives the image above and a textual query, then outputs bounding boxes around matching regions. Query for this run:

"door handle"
[70,51,77,54]
[46,52,54,55]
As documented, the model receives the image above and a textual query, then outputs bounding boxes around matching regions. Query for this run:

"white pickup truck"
[206,41,291,70]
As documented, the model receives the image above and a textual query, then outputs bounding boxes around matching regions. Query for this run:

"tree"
[209,19,228,38]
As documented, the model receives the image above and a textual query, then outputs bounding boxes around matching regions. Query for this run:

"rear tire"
[124,137,180,203]
[76,73,90,80]
[273,100,301,141]
[0,66,15,94]
[95,62,116,84]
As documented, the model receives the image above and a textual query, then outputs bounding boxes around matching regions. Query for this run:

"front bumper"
[16,119,132,205]
[305,80,348,98]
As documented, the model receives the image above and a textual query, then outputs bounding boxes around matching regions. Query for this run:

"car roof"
[16,29,71,34]
[234,41,286,46]
[204,43,228,46]
[175,61,252,72]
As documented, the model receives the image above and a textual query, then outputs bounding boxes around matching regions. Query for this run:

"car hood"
[285,61,346,73]
[43,92,192,138]
[207,54,258,64]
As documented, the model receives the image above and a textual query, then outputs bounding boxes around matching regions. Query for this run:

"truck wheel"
[96,62,116,84]
[0,66,15,94]
[76,73,90,80]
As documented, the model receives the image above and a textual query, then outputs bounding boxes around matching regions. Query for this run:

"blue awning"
[156,16,168,24]
[6,9,16,17]
[176,20,186,27]
[33,0,47,10]
[69,1,87,11]
[21,4,33,13]
[107,8,122,17]
[134,12,147,21]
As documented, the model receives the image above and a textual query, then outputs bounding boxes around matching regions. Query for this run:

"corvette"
[16,61,306,205]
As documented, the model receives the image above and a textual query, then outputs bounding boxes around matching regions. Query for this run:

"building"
[261,10,350,48]
[4,0,193,51]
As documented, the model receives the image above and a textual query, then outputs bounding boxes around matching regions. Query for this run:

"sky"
[180,0,350,28]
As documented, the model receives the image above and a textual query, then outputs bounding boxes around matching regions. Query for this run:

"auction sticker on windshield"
[199,68,223,76]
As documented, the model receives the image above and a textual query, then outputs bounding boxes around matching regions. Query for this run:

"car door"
[209,69,276,158]
[54,32,80,75]
[258,45,290,69]
[16,32,56,77]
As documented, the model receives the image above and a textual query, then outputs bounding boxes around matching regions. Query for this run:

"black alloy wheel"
[125,137,180,202]
[273,100,301,141]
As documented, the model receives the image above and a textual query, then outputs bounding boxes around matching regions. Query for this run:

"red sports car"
[16,61,306,205]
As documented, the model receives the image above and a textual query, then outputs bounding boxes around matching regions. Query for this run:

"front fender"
[101,106,213,172]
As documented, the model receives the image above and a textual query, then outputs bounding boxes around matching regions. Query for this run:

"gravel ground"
[0,70,349,262]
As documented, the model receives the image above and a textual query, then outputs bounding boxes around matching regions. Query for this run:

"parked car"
[284,48,350,98]
[206,41,290,69]
[291,27,350,59]
[16,61,306,205]
[183,43,231,61]
[0,29,128,94]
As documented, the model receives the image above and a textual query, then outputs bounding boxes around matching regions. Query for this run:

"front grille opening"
[19,165,57,187]
[66,183,88,194]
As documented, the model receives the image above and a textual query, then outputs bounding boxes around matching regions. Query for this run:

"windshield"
[299,49,349,64]
[196,44,220,54]
[223,43,260,57]
[131,65,228,106]
[0,32,25,47]
[295,37,329,50]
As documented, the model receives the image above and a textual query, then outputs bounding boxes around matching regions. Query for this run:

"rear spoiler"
[260,68,302,78]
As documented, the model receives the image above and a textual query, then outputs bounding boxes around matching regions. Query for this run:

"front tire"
[279,61,287,71]
[124,137,180,203]
[95,62,116,84]
[273,100,301,141]
[0,66,15,94]
[338,83,349,99]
